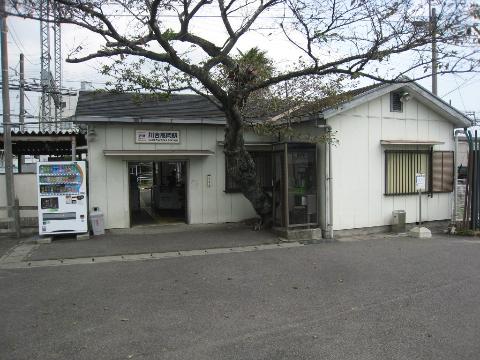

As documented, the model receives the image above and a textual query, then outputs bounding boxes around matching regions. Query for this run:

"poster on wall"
[135,130,180,144]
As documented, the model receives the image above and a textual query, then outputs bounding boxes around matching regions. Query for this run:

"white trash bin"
[89,207,105,236]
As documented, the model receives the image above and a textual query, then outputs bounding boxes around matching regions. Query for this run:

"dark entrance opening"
[128,161,187,226]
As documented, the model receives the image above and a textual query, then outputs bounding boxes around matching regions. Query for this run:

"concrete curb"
[0,242,304,270]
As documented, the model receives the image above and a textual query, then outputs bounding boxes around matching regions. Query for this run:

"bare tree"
[9,0,480,224]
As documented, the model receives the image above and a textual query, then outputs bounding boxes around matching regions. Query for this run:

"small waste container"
[392,210,406,233]
[89,207,105,236]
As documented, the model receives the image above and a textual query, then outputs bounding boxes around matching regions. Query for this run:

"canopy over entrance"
[103,149,214,157]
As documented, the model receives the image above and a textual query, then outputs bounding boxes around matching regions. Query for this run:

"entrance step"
[273,227,325,242]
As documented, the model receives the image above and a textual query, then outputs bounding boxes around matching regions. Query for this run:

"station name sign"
[135,130,180,144]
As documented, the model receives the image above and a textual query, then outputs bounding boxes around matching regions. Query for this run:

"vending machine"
[37,161,88,235]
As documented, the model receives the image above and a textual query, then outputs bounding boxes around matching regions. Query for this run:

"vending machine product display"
[37,161,88,235]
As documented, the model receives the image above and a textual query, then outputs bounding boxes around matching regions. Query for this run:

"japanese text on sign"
[415,173,426,191]
[135,130,180,144]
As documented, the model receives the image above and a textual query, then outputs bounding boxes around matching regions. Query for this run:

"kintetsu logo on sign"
[137,132,147,141]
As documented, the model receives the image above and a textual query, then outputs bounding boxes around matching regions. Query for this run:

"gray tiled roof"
[75,91,225,122]
[244,83,386,124]
[76,82,470,127]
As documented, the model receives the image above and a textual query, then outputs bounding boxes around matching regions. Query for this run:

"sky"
[1,5,480,129]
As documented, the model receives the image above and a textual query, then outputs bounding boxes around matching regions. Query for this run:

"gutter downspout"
[71,135,77,161]
[317,124,334,239]
[453,129,465,225]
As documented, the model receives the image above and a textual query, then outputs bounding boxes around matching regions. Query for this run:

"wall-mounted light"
[207,174,212,188]
[400,91,411,102]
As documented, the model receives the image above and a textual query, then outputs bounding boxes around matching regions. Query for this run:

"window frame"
[384,149,432,196]
[384,149,454,196]
[390,91,403,113]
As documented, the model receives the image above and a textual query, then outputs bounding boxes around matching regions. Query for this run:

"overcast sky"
[2,12,480,127]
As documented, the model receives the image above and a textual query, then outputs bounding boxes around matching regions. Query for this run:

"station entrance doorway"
[128,161,187,226]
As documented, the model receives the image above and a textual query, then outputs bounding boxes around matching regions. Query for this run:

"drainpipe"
[71,135,77,161]
[452,129,465,225]
[317,124,334,239]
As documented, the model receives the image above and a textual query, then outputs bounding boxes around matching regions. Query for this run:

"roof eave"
[321,82,401,119]
[405,84,472,128]
[321,82,471,128]
[74,115,226,125]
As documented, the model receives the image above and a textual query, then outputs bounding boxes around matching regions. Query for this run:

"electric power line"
[7,21,41,68]
[7,20,26,53]
[0,83,77,96]
[441,76,479,98]
[24,93,39,116]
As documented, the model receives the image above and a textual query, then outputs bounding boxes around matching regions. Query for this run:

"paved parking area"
[0,236,21,257]
[1,234,480,359]
[26,223,280,261]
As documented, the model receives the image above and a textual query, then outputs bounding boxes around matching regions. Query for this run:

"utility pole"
[1,0,16,223]
[431,6,438,95]
[19,53,25,171]
[19,53,25,131]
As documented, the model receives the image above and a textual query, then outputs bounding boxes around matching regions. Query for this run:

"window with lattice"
[385,150,454,195]
[390,92,403,112]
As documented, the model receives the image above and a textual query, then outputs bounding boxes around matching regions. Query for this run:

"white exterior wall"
[0,174,38,219]
[87,123,265,229]
[85,91,460,231]
[327,93,455,230]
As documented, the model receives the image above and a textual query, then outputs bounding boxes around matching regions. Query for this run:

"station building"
[74,82,471,237]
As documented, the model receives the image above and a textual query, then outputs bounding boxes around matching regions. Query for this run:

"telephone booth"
[272,143,318,229]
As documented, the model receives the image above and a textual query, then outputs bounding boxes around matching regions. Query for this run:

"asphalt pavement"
[0,235,24,257]
[27,223,280,261]
[1,234,480,359]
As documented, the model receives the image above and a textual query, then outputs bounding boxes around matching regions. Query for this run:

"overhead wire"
[25,93,39,117]
[441,75,479,98]
[7,19,26,53]
[4,5,479,115]
[7,19,40,67]
[452,76,467,112]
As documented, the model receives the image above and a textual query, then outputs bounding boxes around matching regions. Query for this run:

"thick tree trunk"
[223,100,273,226]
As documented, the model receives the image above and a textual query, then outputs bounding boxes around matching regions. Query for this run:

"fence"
[0,199,37,238]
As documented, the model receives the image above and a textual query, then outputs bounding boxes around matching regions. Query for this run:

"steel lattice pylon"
[53,1,62,130]
[40,0,63,131]
[40,0,51,131]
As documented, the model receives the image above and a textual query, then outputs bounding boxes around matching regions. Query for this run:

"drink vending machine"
[37,161,88,235]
